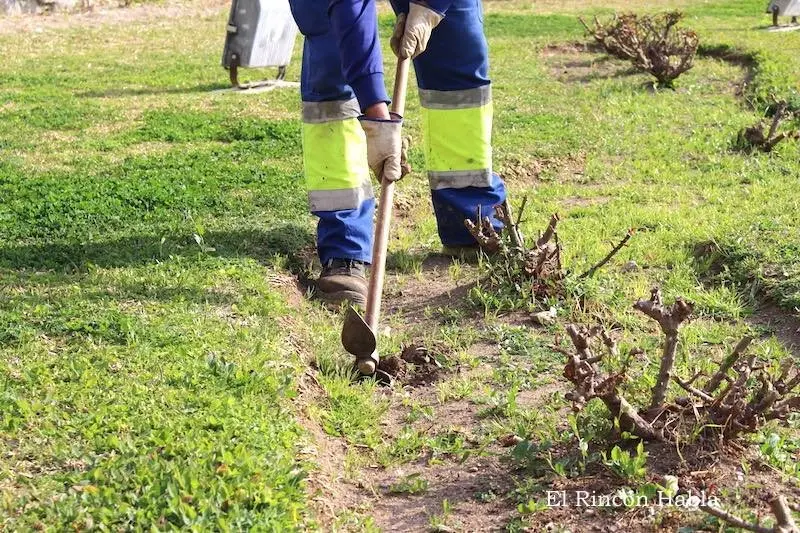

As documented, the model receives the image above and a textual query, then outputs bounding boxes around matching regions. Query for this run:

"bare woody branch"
[497,199,525,249]
[537,213,560,248]
[699,503,773,533]
[578,229,635,279]
[705,336,753,394]
[633,288,694,409]
[770,494,799,532]
[675,377,715,403]
[562,324,662,440]
[700,494,798,533]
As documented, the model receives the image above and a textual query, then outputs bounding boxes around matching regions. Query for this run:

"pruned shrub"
[464,200,565,302]
[579,11,699,88]
[734,100,799,153]
[462,199,634,312]
[558,288,800,445]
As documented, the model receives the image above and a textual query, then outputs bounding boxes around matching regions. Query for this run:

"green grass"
[2,0,800,529]
[1,259,311,529]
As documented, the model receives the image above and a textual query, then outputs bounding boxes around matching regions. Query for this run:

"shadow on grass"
[0,223,317,345]
[77,82,231,99]
[563,64,641,85]
[0,223,314,274]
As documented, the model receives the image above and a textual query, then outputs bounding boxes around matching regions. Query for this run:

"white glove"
[359,113,404,182]
[390,3,444,59]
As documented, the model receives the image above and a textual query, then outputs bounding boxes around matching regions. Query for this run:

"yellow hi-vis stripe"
[302,117,370,193]
[422,101,493,189]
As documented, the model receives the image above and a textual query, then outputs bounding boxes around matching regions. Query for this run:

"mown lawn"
[1,0,799,530]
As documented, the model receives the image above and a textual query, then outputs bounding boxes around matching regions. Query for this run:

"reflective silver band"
[302,98,361,124]
[428,169,493,190]
[308,182,374,212]
[418,86,492,110]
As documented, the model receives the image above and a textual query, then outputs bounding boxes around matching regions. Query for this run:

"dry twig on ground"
[701,494,798,533]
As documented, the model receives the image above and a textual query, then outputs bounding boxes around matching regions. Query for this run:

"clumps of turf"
[377,343,449,386]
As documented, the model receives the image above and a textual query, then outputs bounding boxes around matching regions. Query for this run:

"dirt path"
[0,0,227,34]
[304,256,535,531]
[360,261,521,532]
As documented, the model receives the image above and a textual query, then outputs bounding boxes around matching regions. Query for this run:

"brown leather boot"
[317,259,368,307]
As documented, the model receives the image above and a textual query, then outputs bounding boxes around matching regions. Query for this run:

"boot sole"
[318,289,367,309]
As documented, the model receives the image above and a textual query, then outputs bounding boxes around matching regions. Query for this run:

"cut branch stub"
[464,215,504,254]
[633,287,694,333]
[537,213,560,248]
[562,324,663,440]
[634,288,694,409]
[497,199,525,249]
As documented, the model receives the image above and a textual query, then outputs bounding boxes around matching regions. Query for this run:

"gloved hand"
[390,3,444,59]
[359,113,406,182]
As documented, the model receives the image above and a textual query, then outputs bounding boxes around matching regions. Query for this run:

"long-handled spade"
[341,57,411,377]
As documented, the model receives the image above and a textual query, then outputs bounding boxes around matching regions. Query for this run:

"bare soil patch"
[747,300,800,357]
[501,153,587,186]
[378,343,450,387]
[301,169,799,531]
[0,0,226,34]
[352,369,532,532]
[540,43,638,85]
[384,254,482,326]
[362,456,521,532]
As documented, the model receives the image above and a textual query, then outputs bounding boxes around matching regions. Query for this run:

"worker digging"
[287,0,509,375]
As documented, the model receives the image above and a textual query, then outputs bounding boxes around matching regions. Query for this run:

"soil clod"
[377,355,406,378]
[374,343,450,386]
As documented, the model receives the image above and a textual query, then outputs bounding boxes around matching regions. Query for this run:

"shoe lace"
[325,258,361,274]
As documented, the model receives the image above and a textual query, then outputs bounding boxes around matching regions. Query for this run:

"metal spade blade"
[341,305,377,373]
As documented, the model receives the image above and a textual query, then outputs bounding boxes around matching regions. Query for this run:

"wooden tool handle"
[364,57,411,334]
[391,57,411,116]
